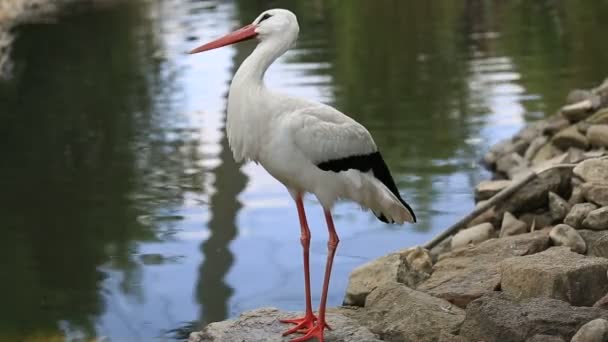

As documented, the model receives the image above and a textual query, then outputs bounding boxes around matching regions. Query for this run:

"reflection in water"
[1,0,608,340]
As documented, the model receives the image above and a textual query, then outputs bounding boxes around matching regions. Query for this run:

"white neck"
[226,37,292,162]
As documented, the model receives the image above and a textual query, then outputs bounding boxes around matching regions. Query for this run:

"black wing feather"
[316,151,417,223]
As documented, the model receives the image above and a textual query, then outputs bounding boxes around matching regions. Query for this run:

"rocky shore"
[190,77,608,342]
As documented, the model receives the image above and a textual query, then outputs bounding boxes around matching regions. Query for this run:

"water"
[1,0,608,340]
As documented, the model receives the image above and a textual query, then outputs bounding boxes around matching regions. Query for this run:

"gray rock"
[574,158,608,184]
[497,167,571,216]
[531,142,563,164]
[496,152,528,179]
[346,283,465,342]
[526,335,565,342]
[594,292,608,309]
[524,136,549,161]
[451,223,495,250]
[343,253,401,307]
[565,147,588,164]
[501,247,608,306]
[565,203,599,229]
[549,191,571,222]
[583,183,608,206]
[577,121,592,135]
[419,230,549,308]
[474,180,512,202]
[570,184,586,205]
[459,292,608,342]
[483,139,529,168]
[549,224,586,254]
[500,212,528,237]
[571,319,608,342]
[588,107,608,125]
[587,125,608,148]
[567,89,593,104]
[579,230,608,258]
[188,307,382,342]
[583,207,608,230]
[544,117,571,136]
[552,125,590,150]
[467,205,499,228]
[403,246,433,274]
[438,331,469,342]
[561,97,599,122]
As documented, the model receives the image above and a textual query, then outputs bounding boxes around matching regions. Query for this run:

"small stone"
[588,125,608,148]
[500,212,528,237]
[520,212,554,231]
[548,191,571,222]
[482,139,529,168]
[561,96,599,122]
[403,246,433,274]
[577,121,592,135]
[552,125,590,150]
[564,203,599,229]
[583,207,608,230]
[531,142,562,164]
[594,292,608,309]
[467,205,499,228]
[474,180,512,201]
[451,223,494,250]
[524,136,549,161]
[571,318,608,342]
[501,247,608,306]
[583,183,608,206]
[574,158,608,184]
[579,230,608,258]
[565,147,587,164]
[569,184,585,205]
[549,224,586,254]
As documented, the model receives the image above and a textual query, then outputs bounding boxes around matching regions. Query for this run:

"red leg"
[281,195,317,336]
[290,210,339,342]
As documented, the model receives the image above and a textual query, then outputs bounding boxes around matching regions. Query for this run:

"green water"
[0,0,607,340]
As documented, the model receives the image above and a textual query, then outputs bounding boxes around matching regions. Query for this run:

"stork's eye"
[259,13,272,23]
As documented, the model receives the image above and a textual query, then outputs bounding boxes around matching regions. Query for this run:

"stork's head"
[189,9,299,54]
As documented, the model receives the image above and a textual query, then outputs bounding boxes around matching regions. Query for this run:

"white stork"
[189,8,416,342]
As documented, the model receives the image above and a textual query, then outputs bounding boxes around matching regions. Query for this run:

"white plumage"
[189,8,415,342]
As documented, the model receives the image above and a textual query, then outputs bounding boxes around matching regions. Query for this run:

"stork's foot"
[288,321,330,342]
[280,314,317,336]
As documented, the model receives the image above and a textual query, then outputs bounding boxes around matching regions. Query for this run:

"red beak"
[189,24,257,54]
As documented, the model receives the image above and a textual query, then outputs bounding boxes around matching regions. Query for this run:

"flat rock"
[501,247,608,306]
[343,253,401,307]
[561,97,599,122]
[500,211,528,237]
[451,223,495,250]
[345,282,465,342]
[565,202,599,229]
[549,224,586,254]
[459,292,608,342]
[419,230,549,308]
[474,180,512,202]
[571,318,608,342]
[579,230,608,258]
[567,89,593,105]
[583,207,608,230]
[587,125,608,148]
[496,167,571,216]
[188,307,382,342]
[574,158,608,184]
[552,125,589,150]
[549,191,571,222]
[583,183,608,206]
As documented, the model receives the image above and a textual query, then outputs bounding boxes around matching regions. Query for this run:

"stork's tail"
[367,152,416,224]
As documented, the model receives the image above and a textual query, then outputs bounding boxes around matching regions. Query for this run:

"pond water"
[1,0,608,341]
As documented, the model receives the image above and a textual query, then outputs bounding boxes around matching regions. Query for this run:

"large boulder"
[496,167,571,217]
[418,230,549,308]
[345,282,465,342]
[188,307,382,342]
[500,247,608,306]
[459,292,608,342]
